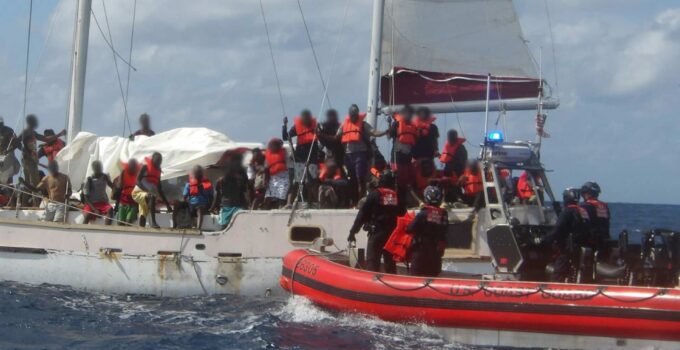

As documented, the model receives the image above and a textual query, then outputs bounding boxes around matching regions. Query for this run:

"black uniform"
[412,123,439,160]
[406,205,448,277]
[580,199,610,253]
[349,188,405,273]
[542,204,591,281]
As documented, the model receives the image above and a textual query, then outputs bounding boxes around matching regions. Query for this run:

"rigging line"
[543,0,559,96]
[123,0,137,136]
[258,0,286,117]
[296,0,332,108]
[90,8,137,71]
[27,0,62,95]
[316,0,350,119]
[21,0,34,127]
[99,1,131,133]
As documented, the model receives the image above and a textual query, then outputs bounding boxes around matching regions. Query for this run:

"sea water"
[0,203,678,349]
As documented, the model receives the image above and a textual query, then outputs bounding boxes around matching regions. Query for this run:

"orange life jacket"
[394,114,418,145]
[413,116,436,136]
[319,164,342,181]
[293,116,317,145]
[462,168,482,197]
[340,114,366,144]
[439,138,466,164]
[585,199,610,219]
[517,172,534,200]
[265,148,287,175]
[423,205,446,225]
[43,139,65,162]
[383,211,416,263]
[567,203,591,221]
[377,187,398,206]
[370,167,382,179]
[143,157,161,186]
[189,176,212,196]
[120,164,138,198]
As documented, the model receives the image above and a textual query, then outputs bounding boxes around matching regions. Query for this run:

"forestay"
[380,0,558,113]
[56,128,261,187]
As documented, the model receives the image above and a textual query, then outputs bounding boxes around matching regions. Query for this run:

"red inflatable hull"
[280,249,680,341]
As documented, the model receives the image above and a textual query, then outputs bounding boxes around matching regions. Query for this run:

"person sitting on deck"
[318,157,348,209]
[132,152,172,228]
[129,113,155,140]
[247,148,266,210]
[458,160,483,208]
[21,160,71,223]
[114,159,139,225]
[262,138,289,210]
[82,160,115,225]
[38,129,66,162]
[412,107,439,161]
[283,109,320,205]
[182,165,214,230]
[211,158,249,228]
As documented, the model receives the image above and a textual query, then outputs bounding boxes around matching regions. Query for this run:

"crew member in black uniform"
[406,186,449,277]
[348,171,405,273]
[539,188,591,281]
[579,181,610,256]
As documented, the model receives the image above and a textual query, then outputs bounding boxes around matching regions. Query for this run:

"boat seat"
[595,262,627,278]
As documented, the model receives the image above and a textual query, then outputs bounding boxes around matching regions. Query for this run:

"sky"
[0,0,679,204]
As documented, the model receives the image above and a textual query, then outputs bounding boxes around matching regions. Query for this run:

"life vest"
[143,157,161,186]
[293,116,317,145]
[340,113,366,144]
[413,116,436,136]
[585,199,609,219]
[377,187,398,206]
[567,203,590,221]
[394,114,417,145]
[517,172,534,200]
[439,138,466,164]
[120,164,138,199]
[189,176,212,196]
[265,148,287,175]
[319,164,342,181]
[370,167,382,179]
[43,139,65,161]
[462,168,482,196]
[383,211,416,263]
[423,205,446,225]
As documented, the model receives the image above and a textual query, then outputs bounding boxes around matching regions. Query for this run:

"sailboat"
[0,0,579,298]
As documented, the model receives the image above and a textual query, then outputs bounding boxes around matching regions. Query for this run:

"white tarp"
[381,0,537,78]
[56,127,261,188]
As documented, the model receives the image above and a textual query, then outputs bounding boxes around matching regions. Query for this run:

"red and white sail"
[379,0,558,113]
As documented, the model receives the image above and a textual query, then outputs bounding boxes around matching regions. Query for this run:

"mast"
[366,0,385,128]
[66,0,92,143]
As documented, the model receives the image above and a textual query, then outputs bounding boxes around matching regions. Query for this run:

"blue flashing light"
[487,130,504,143]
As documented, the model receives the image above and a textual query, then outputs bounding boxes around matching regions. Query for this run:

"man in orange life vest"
[538,188,591,281]
[183,165,214,230]
[388,105,418,201]
[458,160,483,208]
[114,158,139,225]
[412,107,440,161]
[406,186,449,277]
[38,129,66,162]
[132,152,172,228]
[440,129,467,178]
[283,109,320,203]
[263,138,289,209]
[516,171,536,203]
[317,157,348,208]
[580,181,610,255]
[348,171,405,273]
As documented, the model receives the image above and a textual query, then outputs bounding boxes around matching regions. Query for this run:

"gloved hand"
[347,231,357,243]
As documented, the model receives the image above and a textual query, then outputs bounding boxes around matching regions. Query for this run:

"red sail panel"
[381,67,541,106]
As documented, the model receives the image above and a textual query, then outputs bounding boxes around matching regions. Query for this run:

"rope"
[90,8,137,71]
[123,0,138,136]
[98,1,132,136]
[543,0,559,96]
[296,0,331,108]
[258,0,286,117]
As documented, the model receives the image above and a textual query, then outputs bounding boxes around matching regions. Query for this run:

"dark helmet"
[378,170,396,189]
[423,185,443,206]
[581,181,601,197]
[562,187,580,205]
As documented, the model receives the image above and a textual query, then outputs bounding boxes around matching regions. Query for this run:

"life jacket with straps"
[43,138,65,161]
[340,113,366,144]
[462,168,482,196]
[293,116,317,145]
[189,176,212,196]
[143,157,161,186]
[413,116,436,136]
[120,163,138,202]
[393,114,418,145]
[377,187,398,207]
[265,148,287,176]
[383,211,416,263]
[584,199,609,220]
[439,138,466,164]
[423,205,446,225]
[517,172,534,200]
[319,164,342,181]
[567,203,590,222]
